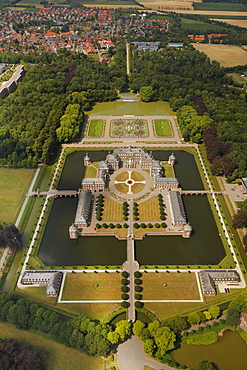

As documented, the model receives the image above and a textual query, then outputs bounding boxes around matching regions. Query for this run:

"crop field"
[153,119,173,137]
[194,2,247,11]
[0,322,102,370]
[71,0,136,4]
[87,119,104,137]
[142,272,200,300]
[138,0,193,11]
[213,18,247,28]
[61,272,122,300]
[0,168,34,224]
[181,18,227,31]
[192,44,247,67]
[102,196,123,222]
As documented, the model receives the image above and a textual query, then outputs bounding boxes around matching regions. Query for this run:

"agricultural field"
[181,17,227,31]
[153,119,173,137]
[194,2,247,11]
[141,272,200,300]
[87,119,104,137]
[138,0,193,11]
[72,0,136,4]
[0,322,102,370]
[213,18,247,28]
[192,44,247,67]
[61,272,122,300]
[101,196,124,222]
[0,168,34,224]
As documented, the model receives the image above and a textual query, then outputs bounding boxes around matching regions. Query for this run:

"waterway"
[38,149,225,266]
[88,101,174,116]
[173,330,247,370]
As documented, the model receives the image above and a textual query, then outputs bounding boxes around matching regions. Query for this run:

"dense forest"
[129,47,247,180]
[0,45,246,179]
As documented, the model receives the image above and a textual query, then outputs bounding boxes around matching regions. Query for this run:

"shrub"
[135,285,143,292]
[124,223,128,228]
[135,301,144,308]
[185,331,218,345]
[135,294,142,300]
[134,271,142,278]
[161,222,167,228]
[102,223,108,228]
[116,224,122,228]
[123,216,128,221]
[134,216,139,221]
[148,223,153,228]
[122,271,129,278]
[160,215,166,220]
[155,223,160,228]
[121,278,129,285]
[121,293,129,300]
[121,286,129,292]
[121,301,129,308]
[135,278,142,285]
[134,223,140,228]
[96,223,101,229]
[141,223,147,228]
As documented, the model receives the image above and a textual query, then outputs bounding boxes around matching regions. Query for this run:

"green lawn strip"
[33,165,54,191]
[141,272,200,300]
[84,165,97,178]
[153,119,173,137]
[162,163,175,178]
[61,272,122,300]
[0,322,102,370]
[0,168,35,224]
[181,17,227,31]
[57,302,121,321]
[87,119,104,137]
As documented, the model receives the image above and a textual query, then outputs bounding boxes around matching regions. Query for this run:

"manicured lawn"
[115,182,129,194]
[145,301,206,321]
[153,119,173,137]
[115,172,129,181]
[0,322,102,370]
[163,164,175,178]
[62,272,122,300]
[138,196,161,222]
[58,302,120,321]
[87,119,104,137]
[131,183,145,193]
[142,272,200,300]
[84,165,97,178]
[15,286,57,306]
[131,171,145,181]
[0,168,35,224]
[192,44,247,67]
[102,196,123,222]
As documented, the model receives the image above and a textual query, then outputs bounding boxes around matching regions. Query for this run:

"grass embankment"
[87,119,104,137]
[138,196,161,222]
[61,272,121,300]
[192,44,247,68]
[0,168,35,224]
[142,272,200,300]
[153,119,173,137]
[0,322,102,370]
[163,163,175,178]
[102,196,124,222]
[57,302,120,321]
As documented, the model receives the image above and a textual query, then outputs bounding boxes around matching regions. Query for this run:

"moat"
[38,150,225,266]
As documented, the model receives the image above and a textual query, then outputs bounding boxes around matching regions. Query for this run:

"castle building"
[69,190,92,239]
[199,270,239,296]
[21,271,63,297]
[168,190,187,226]
[168,152,176,166]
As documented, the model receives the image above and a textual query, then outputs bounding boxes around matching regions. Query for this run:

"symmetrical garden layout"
[15,112,246,325]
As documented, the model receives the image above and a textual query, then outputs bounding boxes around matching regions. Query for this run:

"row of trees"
[56,103,83,143]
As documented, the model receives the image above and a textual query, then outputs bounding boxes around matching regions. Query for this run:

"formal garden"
[110,119,149,138]
[153,119,173,137]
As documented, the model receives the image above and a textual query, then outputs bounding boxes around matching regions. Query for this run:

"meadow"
[87,119,104,137]
[0,168,34,224]
[0,322,102,370]
[194,2,247,11]
[192,44,247,67]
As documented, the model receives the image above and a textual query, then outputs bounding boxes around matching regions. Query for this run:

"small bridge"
[181,190,223,195]
[32,190,79,198]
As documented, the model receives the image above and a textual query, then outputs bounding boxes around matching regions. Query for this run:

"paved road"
[117,336,146,370]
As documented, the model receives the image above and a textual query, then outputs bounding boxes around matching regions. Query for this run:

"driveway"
[117,336,146,370]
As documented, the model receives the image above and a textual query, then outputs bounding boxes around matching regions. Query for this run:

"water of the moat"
[88,100,174,116]
[38,150,225,266]
[173,330,247,370]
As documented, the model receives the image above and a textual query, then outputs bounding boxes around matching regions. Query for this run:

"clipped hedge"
[185,331,218,345]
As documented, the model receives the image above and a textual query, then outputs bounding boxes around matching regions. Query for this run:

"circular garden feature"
[114,171,145,194]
